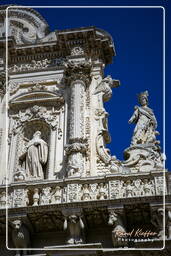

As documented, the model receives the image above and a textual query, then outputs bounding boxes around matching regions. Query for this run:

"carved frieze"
[12,188,29,208]
[9,77,64,95]
[8,58,66,73]
[2,171,166,209]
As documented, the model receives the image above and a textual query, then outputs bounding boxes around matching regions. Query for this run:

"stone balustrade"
[0,171,166,209]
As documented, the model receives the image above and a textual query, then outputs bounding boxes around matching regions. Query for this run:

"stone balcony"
[0,170,166,210]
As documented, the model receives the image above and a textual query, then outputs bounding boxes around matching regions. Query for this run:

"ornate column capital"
[64,59,92,86]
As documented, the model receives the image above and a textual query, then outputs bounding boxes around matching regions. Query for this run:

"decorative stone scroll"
[0,6,50,45]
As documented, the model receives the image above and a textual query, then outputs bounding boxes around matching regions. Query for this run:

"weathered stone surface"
[0,5,170,254]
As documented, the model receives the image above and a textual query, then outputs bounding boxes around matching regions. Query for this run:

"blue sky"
[1,0,170,170]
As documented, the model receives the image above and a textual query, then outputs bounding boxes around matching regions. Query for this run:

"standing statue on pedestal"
[128,91,159,145]
[19,131,48,180]
[123,91,164,172]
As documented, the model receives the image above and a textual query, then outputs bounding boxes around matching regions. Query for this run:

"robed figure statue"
[128,91,159,145]
[19,131,48,179]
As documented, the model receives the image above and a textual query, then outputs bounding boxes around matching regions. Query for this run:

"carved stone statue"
[40,187,51,205]
[108,212,127,248]
[128,91,159,146]
[33,188,39,206]
[123,91,163,172]
[125,180,133,198]
[151,208,165,239]
[97,183,107,200]
[81,184,91,201]
[19,131,48,180]
[143,179,154,196]
[63,214,85,244]
[11,219,30,256]
[51,186,62,203]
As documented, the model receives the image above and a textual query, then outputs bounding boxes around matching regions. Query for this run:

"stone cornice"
[5,26,115,66]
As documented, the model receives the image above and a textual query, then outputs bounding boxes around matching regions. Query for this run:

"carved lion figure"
[11,219,30,256]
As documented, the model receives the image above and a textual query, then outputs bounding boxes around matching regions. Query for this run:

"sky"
[1,0,170,170]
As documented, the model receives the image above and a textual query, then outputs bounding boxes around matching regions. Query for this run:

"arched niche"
[23,120,50,144]
[16,120,51,181]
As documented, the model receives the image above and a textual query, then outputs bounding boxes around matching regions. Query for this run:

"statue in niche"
[19,131,48,180]
[128,91,159,145]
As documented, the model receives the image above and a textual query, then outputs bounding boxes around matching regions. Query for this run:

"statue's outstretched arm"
[128,107,138,124]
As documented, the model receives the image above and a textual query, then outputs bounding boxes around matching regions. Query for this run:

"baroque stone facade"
[0,5,170,256]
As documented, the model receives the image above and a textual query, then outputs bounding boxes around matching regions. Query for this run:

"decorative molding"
[11,105,61,133]
[1,172,166,209]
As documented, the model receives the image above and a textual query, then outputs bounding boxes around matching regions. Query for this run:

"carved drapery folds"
[19,130,48,180]
[123,91,165,172]
[64,59,91,177]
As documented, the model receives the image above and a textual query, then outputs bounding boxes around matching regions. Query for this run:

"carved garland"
[11,105,60,133]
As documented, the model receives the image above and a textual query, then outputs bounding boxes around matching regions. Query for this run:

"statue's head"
[108,212,118,225]
[138,91,149,106]
[157,208,164,216]
[12,219,22,230]
[69,215,78,223]
[33,131,41,138]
